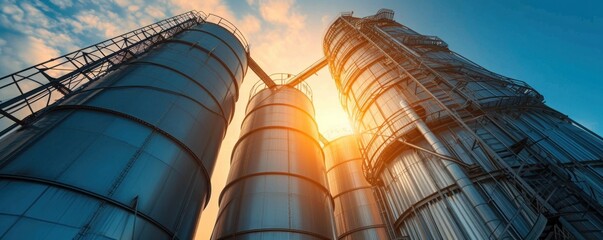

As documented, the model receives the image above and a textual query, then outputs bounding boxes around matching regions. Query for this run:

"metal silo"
[323,135,389,240]
[0,12,247,239]
[324,9,603,239]
[211,76,336,240]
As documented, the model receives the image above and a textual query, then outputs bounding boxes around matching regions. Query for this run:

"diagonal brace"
[248,55,276,88]
[286,56,327,87]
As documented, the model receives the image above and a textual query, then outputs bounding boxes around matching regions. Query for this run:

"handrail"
[0,11,249,138]
[201,12,250,52]
[249,73,313,102]
[0,11,206,137]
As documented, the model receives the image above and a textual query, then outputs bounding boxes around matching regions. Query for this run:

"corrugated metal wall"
[324,135,389,239]
[0,22,247,239]
[324,9,603,239]
[212,83,335,239]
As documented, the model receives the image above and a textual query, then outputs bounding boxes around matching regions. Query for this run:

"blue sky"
[1,0,602,239]
[1,0,601,133]
[390,0,603,133]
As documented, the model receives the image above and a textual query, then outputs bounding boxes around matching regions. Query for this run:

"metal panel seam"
[0,174,177,239]
[49,104,213,209]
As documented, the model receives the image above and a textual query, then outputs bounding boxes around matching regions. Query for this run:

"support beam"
[286,57,327,87]
[318,133,329,145]
[396,139,473,168]
[248,56,277,89]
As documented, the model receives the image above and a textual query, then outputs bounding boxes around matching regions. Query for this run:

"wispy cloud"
[23,36,62,65]
[49,0,74,9]
[0,2,347,240]
[1,3,25,23]
[145,6,166,19]
[0,1,79,75]
[0,0,183,75]
[242,0,318,74]
[169,0,235,20]
[258,0,305,29]
[0,0,315,76]
[239,14,262,35]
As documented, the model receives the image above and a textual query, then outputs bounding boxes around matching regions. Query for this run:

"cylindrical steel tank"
[211,77,335,240]
[0,19,247,239]
[323,135,388,240]
[324,9,603,239]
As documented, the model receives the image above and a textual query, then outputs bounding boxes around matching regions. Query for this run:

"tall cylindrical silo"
[323,135,389,240]
[324,9,603,239]
[212,77,336,240]
[0,17,247,239]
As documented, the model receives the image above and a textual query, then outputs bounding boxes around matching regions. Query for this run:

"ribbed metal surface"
[325,9,603,239]
[324,135,388,240]
[212,83,335,240]
[0,21,247,239]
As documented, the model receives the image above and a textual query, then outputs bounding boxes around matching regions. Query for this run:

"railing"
[452,51,542,98]
[249,73,313,101]
[203,13,249,52]
[401,35,448,48]
[0,10,249,138]
[334,12,603,239]
[365,9,394,21]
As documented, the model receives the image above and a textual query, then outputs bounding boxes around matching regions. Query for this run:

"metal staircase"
[0,11,251,138]
[475,115,603,239]
[337,13,603,239]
